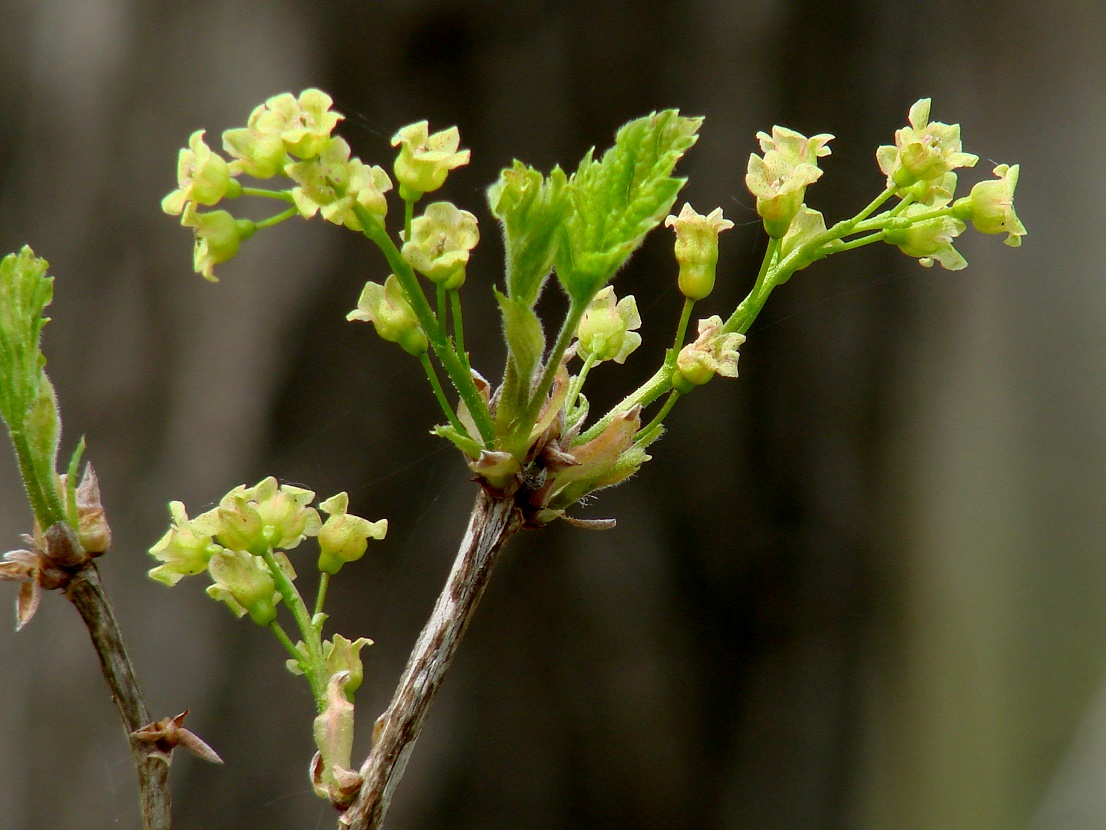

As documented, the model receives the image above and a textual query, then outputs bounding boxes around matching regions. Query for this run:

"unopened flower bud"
[316,492,387,575]
[391,121,470,201]
[664,203,733,300]
[576,286,642,364]
[347,275,428,355]
[75,465,111,555]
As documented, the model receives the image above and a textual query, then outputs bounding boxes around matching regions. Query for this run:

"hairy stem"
[341,489,523,830]
[64,563,172,830]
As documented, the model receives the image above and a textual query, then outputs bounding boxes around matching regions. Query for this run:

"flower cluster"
[162,90,407,280]
[148,477,386,623]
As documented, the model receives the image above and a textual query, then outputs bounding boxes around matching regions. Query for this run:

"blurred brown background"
[1,1,1103,828]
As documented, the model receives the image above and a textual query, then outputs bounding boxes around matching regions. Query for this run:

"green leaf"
[487,161,569,307]
[24,374,61,497]
[0,247,53,429]
[494,288,547,435]
[556,110,702,303]
[495,289,546,384]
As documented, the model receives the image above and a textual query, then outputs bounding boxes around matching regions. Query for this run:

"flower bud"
[316,492,387,575]
[347,275,428,355]
[401,201,480,289]
[576,286,642,364]
[74,465,111,555]
[664,203,733,300]
[391,121,471,201]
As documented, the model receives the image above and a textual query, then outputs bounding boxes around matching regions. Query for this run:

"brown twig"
[65,562,173,830]
[340,488,523,830]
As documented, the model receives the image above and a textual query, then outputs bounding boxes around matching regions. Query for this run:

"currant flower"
[287,137,392,230]
[953,163,1027,247]
[181,205,255,282]
[876,98,979,189]
[162,130,239,215]
[665,203,734,301]
[347,275,429,356]
[746,127,833,238]
[391,121,471,200]
[316,492,387,575]
[401,201,480,289]
[576,286,642,364]
[673,316,746,392]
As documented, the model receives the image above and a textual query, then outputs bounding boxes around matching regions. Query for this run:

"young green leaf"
[493,289,547,437]
[487,161,569,307]
[556,110,702,303]
[0,247,66,526]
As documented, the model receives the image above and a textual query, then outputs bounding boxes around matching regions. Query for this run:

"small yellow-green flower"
[162,130,237,215]
[251,89,344,160]
[210,477,321,555]
[673,316,745,392]
[223,117,287,180]
[347,275,429,356]
[883,202,967,270]
[148,501,223,586]
[401,201,480,289]
[954,163,1026,247]
[576,286,642,364]
[181,205,255,281]
[206,548,294,626]
[391,121,471,200]
[877,99,978,189]
[287,137,392,230]
[664,203,734,300]
[746,127,833,238]
[316,491,387,575]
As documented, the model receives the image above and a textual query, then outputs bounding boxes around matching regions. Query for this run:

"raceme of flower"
[146,94,1028,814]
